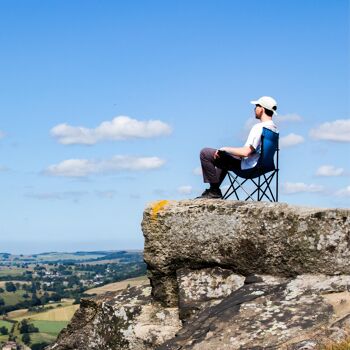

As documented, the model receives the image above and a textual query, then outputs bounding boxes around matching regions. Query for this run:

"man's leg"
[199,148,226,198]
[200,148,224,184]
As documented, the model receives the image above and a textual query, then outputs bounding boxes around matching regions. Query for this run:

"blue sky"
[0,0,349,254]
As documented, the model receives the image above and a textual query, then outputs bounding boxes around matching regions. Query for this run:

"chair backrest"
[257,127,279,172]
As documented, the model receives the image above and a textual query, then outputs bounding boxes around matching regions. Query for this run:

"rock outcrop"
[48,285,181,350]
[143,200,349,306]
[47,200,350,350]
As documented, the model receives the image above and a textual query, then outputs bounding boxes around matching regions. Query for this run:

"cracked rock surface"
[46,285,181,350]
[142,200,350,305]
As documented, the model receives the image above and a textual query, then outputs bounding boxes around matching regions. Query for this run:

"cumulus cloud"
[45,155,165,177]
[177,185,193,195]
[316,165,344,177]
[26,191,88,200]
[310,119,350,142]
[51,116,172,145]
[0,165,9,172]
[335,186,350,197]
[283,182,324,194]
[279,133,304,148]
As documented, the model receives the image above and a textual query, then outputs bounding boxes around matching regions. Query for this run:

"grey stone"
[177,267,245,320]
[46,285,181,350]
[157,280,346,350]
[142,200,350,305]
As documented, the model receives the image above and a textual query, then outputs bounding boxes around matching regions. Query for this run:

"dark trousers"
[200,148,242,185]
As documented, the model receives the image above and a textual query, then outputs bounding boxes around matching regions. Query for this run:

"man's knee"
[200,147,215,160]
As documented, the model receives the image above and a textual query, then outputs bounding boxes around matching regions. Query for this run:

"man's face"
[254,105,264,119]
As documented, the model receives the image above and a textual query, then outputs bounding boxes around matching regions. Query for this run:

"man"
[198,96,278,199]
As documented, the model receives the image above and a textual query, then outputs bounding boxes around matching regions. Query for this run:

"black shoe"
[196,188,222,199]
[195,189,210,199]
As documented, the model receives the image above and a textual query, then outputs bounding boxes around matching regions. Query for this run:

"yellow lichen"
[151,200,169,220]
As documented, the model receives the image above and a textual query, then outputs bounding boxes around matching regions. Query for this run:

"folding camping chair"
[222,127,279,202]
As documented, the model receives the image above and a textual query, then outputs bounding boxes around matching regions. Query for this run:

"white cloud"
[0,165,9,172]
[275,114,303,123]
[177,185,193,194]
[335,186,350,197]
[309,119,350,142]
[51,116,172,145]
[26,191,88,200]
[193,167,202,176]
[283,182,324,194]
[279,133,304,148]
[316,165,344,177]
[45,155,165,177]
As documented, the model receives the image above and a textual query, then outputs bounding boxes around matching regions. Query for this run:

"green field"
[32,320,68,335]
[0,320,12,343]
[0,319,13,331]
[29,331,57,344]
[1,290,28,306]
[0,268,25,277]
[0,334,9,342]
[14,332,56,348]
[35,253,105,261]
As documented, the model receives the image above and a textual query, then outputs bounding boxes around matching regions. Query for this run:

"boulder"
[177,267,245,320]
[142,200,350,305]
[47,285,181,350]
[158,275,350,350]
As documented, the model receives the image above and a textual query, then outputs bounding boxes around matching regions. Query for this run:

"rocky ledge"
[142,200,349,306]
[47,200,350,350]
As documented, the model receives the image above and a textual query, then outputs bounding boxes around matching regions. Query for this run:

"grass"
[85,275,149,295]
[29,332,57,344]
[0,268,25,277]
[8,299,75,321]
[14,304,79,322]
[0,320,13,331]
[0,281,26,288]
[6,308,29,319]
[35,253,105,261]
[0,334,9,342]
[32,320,68,335]
[1,290,28,306]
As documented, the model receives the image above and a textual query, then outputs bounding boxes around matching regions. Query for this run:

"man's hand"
[214,149,220,159]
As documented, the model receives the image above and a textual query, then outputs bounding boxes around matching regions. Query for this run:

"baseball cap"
[250,96,278,115]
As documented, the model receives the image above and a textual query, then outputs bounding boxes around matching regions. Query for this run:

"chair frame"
[222,131,279,202]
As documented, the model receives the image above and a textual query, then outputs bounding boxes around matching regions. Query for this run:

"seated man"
[198,96,279,199]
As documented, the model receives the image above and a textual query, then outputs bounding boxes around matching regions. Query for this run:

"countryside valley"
[0,250,147,350]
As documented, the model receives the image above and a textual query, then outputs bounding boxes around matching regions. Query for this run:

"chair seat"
[230,164,276,179]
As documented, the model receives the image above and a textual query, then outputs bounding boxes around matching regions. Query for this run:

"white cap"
[250,96,278,115]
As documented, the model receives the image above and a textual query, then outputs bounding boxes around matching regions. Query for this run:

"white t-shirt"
[241,120,278,170]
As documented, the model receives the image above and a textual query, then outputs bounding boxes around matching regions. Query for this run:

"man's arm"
[215,145,255,159]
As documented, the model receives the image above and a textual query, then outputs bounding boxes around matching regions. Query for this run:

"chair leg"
[259,173,276,202]
[222,170,278,202]
[223,173,240,200]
